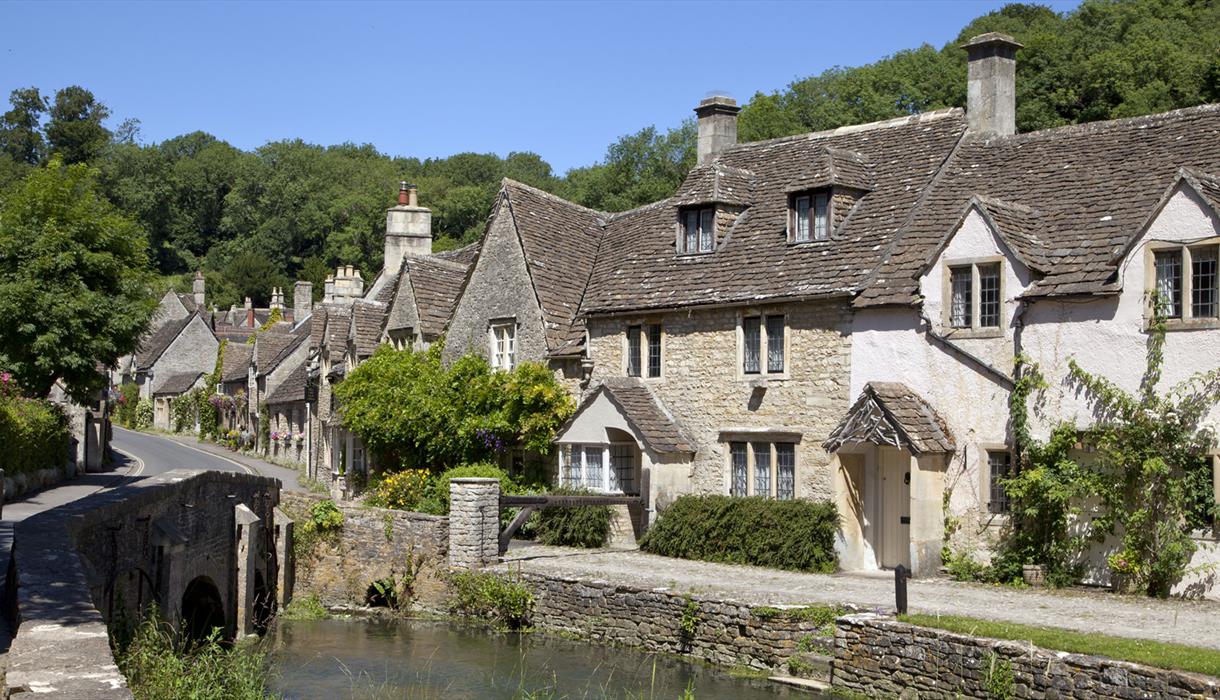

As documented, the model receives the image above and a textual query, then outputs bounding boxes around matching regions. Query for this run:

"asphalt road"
[112,426,255,477]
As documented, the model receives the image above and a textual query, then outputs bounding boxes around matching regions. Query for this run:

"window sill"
[1146,317,1220,331]
[786,238,832,246]
[740,374,789,386]
[941,327,1004,340]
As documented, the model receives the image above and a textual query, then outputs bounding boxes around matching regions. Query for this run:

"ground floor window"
[559,443,636,494]
[729,441,796,499]
[987,450,1012,515]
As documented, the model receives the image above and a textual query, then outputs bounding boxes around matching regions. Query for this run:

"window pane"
[794,196,811,242]
[699,209,715,252]
[1192,247,1218,319]
[776,443,795,500]
[506,327,515,369]
[742,317,761,374]
[610,443,634,494]
[978,263,1001,328]
[753,442,771,497]
[683,211,698,253]
[988,451,1011,515]
[766,316,785,373]
[950,267,972,328]
[562,445,580,487]
[647,324,662,378]
[627,325,641,377]
[730,442,748,497]
[585,447,603,490]
[1154,250,1183,318]
[813,193,829,240]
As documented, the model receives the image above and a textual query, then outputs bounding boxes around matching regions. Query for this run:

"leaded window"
[950,266,972,328]
[730,442,748,497]
[742,315,785,376]
[562,445,580,487]
[647,324,662,378]
[584,447,603,490]
[988,450,1011,515]
[610,443,635,494]
[1155,250,1183,318]
[776,443,796,500]
[791,191,830,243]
[627,325,642,377]
[753,442,771,497]
[1191,247,1218,319]
[978,263,1001,328]
[680,208,715,254]
[766,315,785,373]
[742,317,761,374]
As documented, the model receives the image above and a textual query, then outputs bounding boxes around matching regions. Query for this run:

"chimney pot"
[407,185,418,207]
[398,181,409,206]
[694,94,740,165]
[962,32,1022,137]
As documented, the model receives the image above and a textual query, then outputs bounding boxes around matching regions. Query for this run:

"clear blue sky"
[1,0,1079,174]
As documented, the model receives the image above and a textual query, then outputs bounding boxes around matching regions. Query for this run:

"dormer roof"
[923,196,1050,276]
[785,146,874,192]
[672,163,756,207]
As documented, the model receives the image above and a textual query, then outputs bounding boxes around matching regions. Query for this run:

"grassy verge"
[900,614,1220,677]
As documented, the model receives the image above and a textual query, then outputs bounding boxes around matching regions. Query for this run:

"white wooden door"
[879,447,911,569]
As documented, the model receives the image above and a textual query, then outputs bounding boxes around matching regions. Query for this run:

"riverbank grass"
[900,614,1220,677]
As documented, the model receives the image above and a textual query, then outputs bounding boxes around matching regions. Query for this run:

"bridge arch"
[181,576,226,641]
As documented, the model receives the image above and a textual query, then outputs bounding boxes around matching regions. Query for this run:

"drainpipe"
[917,309,1014,390]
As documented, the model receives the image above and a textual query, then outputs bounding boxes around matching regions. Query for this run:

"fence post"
[448,477,501,570]
[895,564,910,615]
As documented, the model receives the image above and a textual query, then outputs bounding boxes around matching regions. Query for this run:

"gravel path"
[499,544,1220,651]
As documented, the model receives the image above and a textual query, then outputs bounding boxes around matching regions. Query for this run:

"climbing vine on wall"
[197,340,226,440]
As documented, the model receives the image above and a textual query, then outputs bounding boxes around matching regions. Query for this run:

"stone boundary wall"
[833,614,1220,699]
[520,572,838,670]
[280,492,448,609]
[4,470,280,700]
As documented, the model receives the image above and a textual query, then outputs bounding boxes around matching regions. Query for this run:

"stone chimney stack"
[327,265,364,305]
[384,182,433,275]
[963,32,1022,137]
[192,270,205,307]
[694,94,740,165]
[293,281,313,321]
[270,287,284,312]
[244,297,254,328]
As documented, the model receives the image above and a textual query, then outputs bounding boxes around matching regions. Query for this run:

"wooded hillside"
[1,0,1216,308]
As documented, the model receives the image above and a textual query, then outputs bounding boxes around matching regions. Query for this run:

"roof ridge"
[407,255,468,272]
[605,197,674,222]
[500,177,609,220]
[978,102,1220,144]
[724,107,964,152]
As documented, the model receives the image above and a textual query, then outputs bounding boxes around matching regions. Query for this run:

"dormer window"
[679,207,716,254]
[946,261,1002,331]
[790,191,830,243]
[1151,243,1219,322]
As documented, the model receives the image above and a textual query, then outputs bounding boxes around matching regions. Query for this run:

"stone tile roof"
[135,315,194,371]
[387,256,471,337]
[436,242,479,266]
[1181,167,1220,217]
[309,305,329,350]
[265,359,307,406]
[221,342,252,383]
[672,163,755,207]
[582,110,967,314]
[350,301,385,358]
[152,371,203,396]
[254,329,305,378]
[322,306,351,362]
[860,104,1220,306]
[824,381,954,455]
[176,293,198,313]
[502,179,606,354]
[587,377,695,456]
[785,146,874,192]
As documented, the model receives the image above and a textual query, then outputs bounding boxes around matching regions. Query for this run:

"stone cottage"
[125,312,219,403]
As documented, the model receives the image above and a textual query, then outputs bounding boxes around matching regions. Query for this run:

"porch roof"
[557,377,695,457]
[823,382,955,455]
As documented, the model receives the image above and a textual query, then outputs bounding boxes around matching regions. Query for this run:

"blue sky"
[1,1,1079,173]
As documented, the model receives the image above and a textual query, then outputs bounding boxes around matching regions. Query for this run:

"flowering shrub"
[207,394,234,411]
[366,469,433,511]
[114,382,140,428]
[135,398,153,430]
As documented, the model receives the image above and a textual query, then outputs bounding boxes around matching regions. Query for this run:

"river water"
[268,619,828,699]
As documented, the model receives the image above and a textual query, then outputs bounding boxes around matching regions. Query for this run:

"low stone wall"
[3,463,78,503]
[281,492,449,609]
[522,572,838,671]
[833,614,1220,699]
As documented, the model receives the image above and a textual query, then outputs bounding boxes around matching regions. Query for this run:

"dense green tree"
[560,122,696,212]
[223,252,289,307]
[45,86,112,164]
[0,87,48,166]
[0,159,156,401]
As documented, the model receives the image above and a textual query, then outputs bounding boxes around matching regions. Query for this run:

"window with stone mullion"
[1191,246,1218,319]
[647,324,662,378]
[1154,250,1183,318]
[950,266,972,328]
[752,442,772,497]
[730,442,748,497]
[776,443,795,500]
[627,325,642,377]
[742,317,761,374]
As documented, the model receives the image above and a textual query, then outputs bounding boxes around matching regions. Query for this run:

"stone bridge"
[3,470,293,699]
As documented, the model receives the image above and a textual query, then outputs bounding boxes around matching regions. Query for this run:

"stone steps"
[605,503,641,550]
[785,652,833,682]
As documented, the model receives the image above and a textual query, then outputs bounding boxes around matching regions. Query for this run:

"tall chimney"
[293,281,313,321]
[192,270,206,307]
[384,181,433,275]
[694,95,740,165]
[244,296,254,328]
[962,32,1021,137]
[270,287,284,312]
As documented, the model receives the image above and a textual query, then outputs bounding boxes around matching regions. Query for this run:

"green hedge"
[640,495,839,573]
[534,487,613,548]
[0,395,70,476]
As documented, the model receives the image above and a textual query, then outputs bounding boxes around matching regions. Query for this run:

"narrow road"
[112,426,304,490]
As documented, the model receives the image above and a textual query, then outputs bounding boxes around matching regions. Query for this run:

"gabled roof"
[922,196,1050,276]
[563,377,695,456]
[386,255,471,337]
[320,305,352,362]
[135,315,195,371]
[501,179,606,354]
[265,359,307,406]
[254,328,306,378]
[349,301,385,358]
[860,103,1220,306]
[824,382,954,455]
[582,109,967,315]
[1179,167,1220,221]
[672,163,755,207]
[152,371,203,397]
[176,293,198,313]
[221,342,252,383]
[436,242,479,266]
[785,146,874,192]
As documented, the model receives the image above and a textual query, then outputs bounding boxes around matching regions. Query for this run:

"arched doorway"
[181,576,226,642]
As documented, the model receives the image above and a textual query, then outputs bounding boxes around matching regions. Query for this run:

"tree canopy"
[0,159,156,400]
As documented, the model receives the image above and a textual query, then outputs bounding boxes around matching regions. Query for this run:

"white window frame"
[726,439,797,499]
[1146,240,1220,329]
[558,442,634,494]
[677,207,716,254]
[489,320,517,370]
[789,191,831,243]
[941,256,1005,338]
[737,312,788,379]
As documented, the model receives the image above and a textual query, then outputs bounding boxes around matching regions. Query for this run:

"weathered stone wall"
[522,573,837,670]
[281,491,449,608]
[448,477,500,569]
[586,299,853,504]
[146,315,218,399]
[833,614,1220,699]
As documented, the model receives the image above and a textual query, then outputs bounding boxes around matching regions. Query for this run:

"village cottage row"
[117,33,1220,585]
